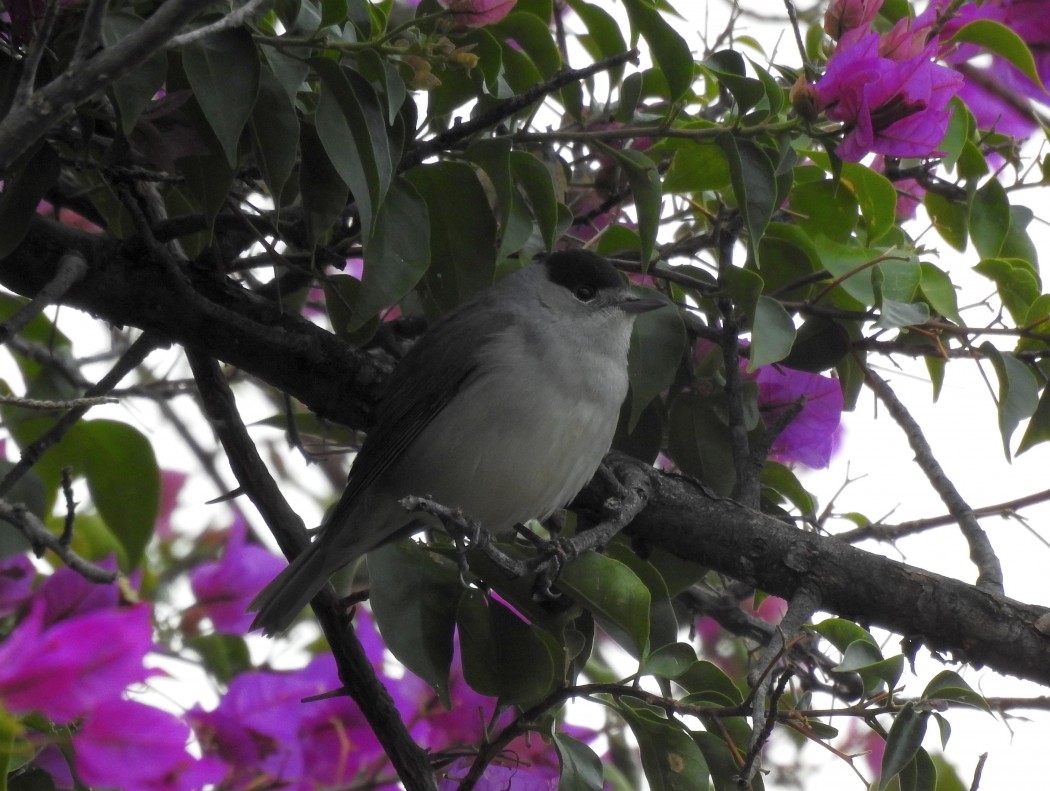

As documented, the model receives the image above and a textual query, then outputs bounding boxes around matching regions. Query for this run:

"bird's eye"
[573,284,597,302]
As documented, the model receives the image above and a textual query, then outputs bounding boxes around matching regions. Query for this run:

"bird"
[249,249,666,634]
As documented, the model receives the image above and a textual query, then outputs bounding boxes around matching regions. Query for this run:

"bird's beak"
[620,293,668,314]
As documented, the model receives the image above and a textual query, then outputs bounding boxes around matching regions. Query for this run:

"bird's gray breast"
[384,312,632,532]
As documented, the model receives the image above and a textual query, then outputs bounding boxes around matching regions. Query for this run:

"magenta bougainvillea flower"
[755,366,844,469]
[75,699,225,791]
[824,0,883,40]
[0,555,34,618]
[187,516,286,635]
[815,31,964,161]
[438,0,516,28]
[0,601,154,721]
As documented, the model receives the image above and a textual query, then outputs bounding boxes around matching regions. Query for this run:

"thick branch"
[575,455,1050,687]
[0,218,388,430]
[0,0,216,171]
[5,221,1050,689]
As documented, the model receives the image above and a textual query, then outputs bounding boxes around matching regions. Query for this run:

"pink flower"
[0,601,154,721]
[75,699,225,791]
[0,555,34,617]
[755,366,843,469]
[815,31,964,161]
[187,516,286,635]
[824,0,883,40]
[438,0,516,27]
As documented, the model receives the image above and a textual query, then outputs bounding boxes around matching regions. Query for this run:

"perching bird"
[249,249,665,634]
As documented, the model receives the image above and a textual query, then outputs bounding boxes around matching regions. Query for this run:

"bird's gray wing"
[321,300,509,527]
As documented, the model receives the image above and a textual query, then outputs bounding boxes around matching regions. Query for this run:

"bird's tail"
[248,532,366,635]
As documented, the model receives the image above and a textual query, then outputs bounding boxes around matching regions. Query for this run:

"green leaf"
[980,341,1039,459]
[761,462,816,516]
[809,617,878,652]
[352,178,431,330]
[78,420,159,569]
[249,66,300,205]
[492,10,563,78]
[880,704,929,790]
[558,551,651,658]
[836,642,904,694]
[717,134,776,266]
[554,732,605,791]
[950,19,1046,90]
[406,162,498,314]
[182,28,260,167]
[781,316,850,372]
[970,178,1011,259]
[627,293,685,428]
[973,258,1040,323]
[102,13,167,135]
[0,143,60,259]
[622,0,693,102]
[467,139,531,260]
[298,121,349,245]
[367,541,463,706]
[701,50,765,113]
[456,589,557,706]
[922,670,991,712]
[661,137,731,194]
[564,0,628,87]
[791,177,860,244]
[313,59,394,235]
[1017,381,1050,454]
[675,660,743,706]
[748,296,795,369]
[918,263,962,323]
[510,150,561,252]
[923,191,968,252]
[642,642,698,680]
[667,391,737,496]
[604,147,662,266]
[619,701,711,791]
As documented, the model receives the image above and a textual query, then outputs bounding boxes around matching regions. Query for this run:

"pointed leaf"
[558,551,650,658]
[950,19,1045,90]
[628,294,684,428]
[352,178,431,330]
[554,732,605,791]
[748,295,795,369]
[880,704,929,790]
[979,342,1039,459]
[367,541,462,706]
[102,13,167,135]
[718,134,776,266]
[183,28,260,167]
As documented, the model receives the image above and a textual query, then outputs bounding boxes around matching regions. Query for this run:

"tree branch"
[5,223,1050,689]
[862,365,1004,595]
[186,351,438,791]
[0,0,216,171]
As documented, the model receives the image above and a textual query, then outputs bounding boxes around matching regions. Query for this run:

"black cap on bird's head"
[541,249,666,315]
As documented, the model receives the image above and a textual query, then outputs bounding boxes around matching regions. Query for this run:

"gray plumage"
[249,250,664,634]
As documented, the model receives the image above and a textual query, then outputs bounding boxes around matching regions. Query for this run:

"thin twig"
[782,0,814,81]
[837,486,1050,543]
[13,0,61,106]
[168,0,270,48]
[0,334,161,499]
[862,365,1004,595]
[59,465,76,545]
[0,251,88,345]
[402,49,640,170]
[0,394,118,410]
[742,587,820,785]
[0,499,117,584]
